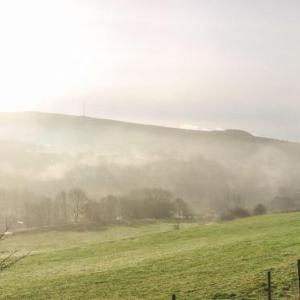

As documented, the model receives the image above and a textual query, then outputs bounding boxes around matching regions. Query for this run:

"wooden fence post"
[267,271,272,300]
[297,260,300,298]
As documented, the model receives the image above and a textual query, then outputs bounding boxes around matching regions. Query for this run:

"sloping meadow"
[0,214,300,299]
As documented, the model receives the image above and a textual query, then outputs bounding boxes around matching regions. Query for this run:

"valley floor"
[1,214,300,299]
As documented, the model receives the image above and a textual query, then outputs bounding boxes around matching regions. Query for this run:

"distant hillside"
[0,112,300,213]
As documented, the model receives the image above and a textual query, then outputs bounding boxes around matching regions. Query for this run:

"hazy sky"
[0,0,299,140]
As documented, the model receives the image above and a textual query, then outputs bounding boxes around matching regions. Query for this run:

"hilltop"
[0,112,259,153]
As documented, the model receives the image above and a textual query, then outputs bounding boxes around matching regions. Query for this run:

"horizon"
[0,110,281,141]
[0,1,299,141]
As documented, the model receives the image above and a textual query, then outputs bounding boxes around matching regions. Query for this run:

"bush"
[220,207,250,221]
[253,204,267,215]
[121,189,176,219]
[173,223,180,230]
[232,207,251,218]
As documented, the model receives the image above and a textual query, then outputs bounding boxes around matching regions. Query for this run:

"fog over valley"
[0,111,298,223]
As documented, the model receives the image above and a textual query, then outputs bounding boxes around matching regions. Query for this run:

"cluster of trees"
[220,203,267,221]
[17,188,191,229]
[217,192,268,221]
[216,188,300,221]
[22,187,271,227]
[2,185,300,231]
[268,188,300,213]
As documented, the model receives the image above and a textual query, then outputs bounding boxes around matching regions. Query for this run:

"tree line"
[17,188,191,229]
[1,185,299,231]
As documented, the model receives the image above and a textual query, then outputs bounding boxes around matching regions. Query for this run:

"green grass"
[1,214,300,299]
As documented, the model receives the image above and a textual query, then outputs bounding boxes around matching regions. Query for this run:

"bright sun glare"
[0,0,99,112]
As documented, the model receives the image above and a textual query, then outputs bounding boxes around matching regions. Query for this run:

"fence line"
[171,259,300,299]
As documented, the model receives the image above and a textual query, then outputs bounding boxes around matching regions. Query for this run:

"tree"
[253,204,267,215]
[221,207,250,221]
[68,189,88,223]
[270,195,296,212]
[231,207,250,218]
[174,198,190,218]
[122,189,175,219]
[0,222,29,272]
[100,195,119,223]
[83,201,103,223]
[145,189,175,219]
[54,191,68,223]
[24,197,52,228]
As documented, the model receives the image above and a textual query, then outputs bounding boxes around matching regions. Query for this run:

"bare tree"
[57,191,68,222]
[0,221,29,272]
[68,189,88,223]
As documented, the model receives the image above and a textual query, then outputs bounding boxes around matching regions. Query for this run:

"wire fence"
[170,259,300,300]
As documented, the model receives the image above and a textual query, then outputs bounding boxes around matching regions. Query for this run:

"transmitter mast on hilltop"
[82,101,86,117]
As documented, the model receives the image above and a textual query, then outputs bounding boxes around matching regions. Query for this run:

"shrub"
[220,207,250,221]
[253,204,267,215]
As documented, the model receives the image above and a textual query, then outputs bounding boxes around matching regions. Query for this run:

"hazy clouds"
[0,0,299,140]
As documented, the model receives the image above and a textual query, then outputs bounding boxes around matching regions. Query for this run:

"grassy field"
[1,214,300,299]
